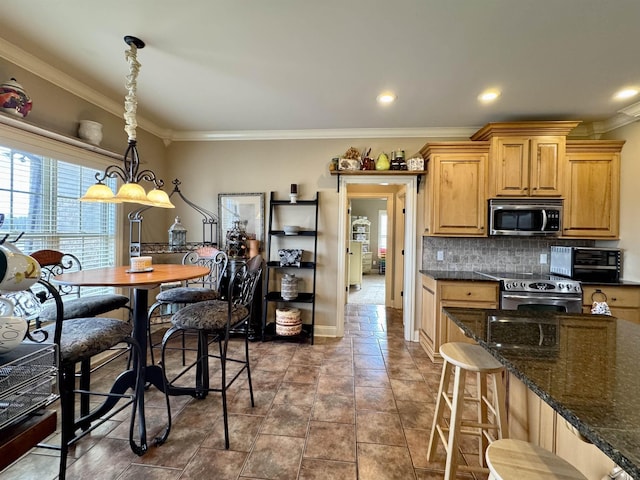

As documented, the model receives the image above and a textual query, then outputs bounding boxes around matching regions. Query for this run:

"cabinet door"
[530,136,564,196]
[431,153,488,235]
[493,137,530,196]
[419,278,437,359]
[563,151,620,238]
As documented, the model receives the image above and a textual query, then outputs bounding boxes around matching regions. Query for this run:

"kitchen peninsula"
[443,307,640,480]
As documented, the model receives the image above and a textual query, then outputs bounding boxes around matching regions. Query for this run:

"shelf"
[330,169,425,192]
[133,242,218,255]
[269,230,317,237]
[270,199,318,206]
[266,292,315,303]
[262,322,313,342]
[262,191,319,344]
[266,261,316,269]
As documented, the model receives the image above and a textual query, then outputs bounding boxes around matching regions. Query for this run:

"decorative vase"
[226,220,248,258]
[375,153,390,171]
[281,274,299,300]
[78,120,104,146]
[0,78,32,118]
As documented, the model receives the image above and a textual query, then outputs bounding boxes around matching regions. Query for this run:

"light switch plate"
[437,251,444,261]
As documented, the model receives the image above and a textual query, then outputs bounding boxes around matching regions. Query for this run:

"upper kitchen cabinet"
[563,140,625,239]
[471,121,581,197]
[420,142,490,236]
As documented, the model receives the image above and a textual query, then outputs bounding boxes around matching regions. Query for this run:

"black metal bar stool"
[428,342,508,480]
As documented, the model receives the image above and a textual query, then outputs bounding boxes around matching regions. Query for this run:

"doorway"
[348,197,388,305]
[336,176,418,342]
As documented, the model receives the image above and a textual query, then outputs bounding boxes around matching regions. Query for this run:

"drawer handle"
[591,289,607,302]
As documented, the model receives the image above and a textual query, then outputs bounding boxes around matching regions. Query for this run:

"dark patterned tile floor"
[0,304,486,479]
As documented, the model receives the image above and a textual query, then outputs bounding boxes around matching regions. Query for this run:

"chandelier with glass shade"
[80,36,174,208]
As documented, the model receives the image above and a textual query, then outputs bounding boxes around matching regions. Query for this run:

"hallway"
[348,273,385,305]
[1,304,482,480]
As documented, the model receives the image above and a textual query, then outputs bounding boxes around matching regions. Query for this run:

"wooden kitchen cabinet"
[471,121,579,198]
[420,142,490,236]
[563,140,624,239]
[490,136,565,197]
[419,276,499,361]
[582,284,640,324]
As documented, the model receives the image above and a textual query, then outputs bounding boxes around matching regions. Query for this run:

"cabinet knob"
[611,297,617,302]
[466,292,471,296]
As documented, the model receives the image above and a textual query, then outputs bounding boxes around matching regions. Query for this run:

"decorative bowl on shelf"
[283,225,300,235]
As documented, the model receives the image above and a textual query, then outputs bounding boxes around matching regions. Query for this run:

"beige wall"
[603,120,640,281]
[165,139,427,331]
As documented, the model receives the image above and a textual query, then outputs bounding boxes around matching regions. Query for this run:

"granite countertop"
[420,270,498,281]
[443,307,640,479]
[421,269,640,286]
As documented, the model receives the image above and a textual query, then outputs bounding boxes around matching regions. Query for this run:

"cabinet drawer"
[582,286,640,308]
[440,282,498,302]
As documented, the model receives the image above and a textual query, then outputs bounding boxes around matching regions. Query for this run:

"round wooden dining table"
[53,263,209,452]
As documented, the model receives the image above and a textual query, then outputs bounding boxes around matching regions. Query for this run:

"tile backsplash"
[422,237,594,274]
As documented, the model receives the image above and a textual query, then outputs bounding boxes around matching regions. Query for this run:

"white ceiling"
[1,0,640,140]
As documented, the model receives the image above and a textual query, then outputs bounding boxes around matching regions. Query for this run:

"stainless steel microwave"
[489,198,562,236]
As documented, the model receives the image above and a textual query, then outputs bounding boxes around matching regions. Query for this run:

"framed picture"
[218,192,264,249]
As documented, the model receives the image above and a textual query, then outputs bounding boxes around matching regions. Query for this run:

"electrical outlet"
[437,251,444,261]
[372,260,377,265]
[540,253,548,264]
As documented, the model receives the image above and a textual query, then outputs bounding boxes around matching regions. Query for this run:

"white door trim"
[336,175,418,342]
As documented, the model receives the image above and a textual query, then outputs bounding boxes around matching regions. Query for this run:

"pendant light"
[80,36,174,208]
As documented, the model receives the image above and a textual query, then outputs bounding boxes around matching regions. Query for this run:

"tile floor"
[1,304,485,480]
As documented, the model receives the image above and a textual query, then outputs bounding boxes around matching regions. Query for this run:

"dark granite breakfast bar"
[442,307,640,480]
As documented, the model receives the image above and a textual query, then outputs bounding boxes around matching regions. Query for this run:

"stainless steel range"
[476,272,583,313]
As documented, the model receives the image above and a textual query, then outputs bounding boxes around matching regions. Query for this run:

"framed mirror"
[218,192,265,250]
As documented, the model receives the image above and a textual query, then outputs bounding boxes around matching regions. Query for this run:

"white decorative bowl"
[283,225,300,235]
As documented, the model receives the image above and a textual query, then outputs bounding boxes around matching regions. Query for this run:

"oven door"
[501,292,582,313]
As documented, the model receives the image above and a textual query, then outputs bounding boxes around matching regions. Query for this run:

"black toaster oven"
[550,246,621,283]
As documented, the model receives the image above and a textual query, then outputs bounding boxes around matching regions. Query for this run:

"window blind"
[0,145,119,295]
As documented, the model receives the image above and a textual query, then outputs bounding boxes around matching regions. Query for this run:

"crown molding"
[167,126,479,142]
[619,100,640,118]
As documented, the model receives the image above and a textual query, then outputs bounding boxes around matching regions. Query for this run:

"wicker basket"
[276,308,302,336]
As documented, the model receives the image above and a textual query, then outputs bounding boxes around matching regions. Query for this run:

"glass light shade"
[115,182,153,205]
[146,188,175,208]
[79,183,121,203]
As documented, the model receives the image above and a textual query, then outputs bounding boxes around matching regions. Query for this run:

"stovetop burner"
[476,272,582,295]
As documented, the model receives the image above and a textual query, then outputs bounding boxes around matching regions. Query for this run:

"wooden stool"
[427,342,508,480]
[486,439,588,480]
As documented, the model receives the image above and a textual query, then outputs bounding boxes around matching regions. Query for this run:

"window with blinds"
[0,145,118,295]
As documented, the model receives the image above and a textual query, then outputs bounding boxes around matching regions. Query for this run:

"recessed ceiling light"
[377,92,397,104]
[614,88,639,100]
[478,89,501,103]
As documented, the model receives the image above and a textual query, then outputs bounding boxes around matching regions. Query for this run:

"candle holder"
[290,183,298,204]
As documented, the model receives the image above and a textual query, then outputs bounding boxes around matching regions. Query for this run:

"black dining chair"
[160,255,262,448]
[32,279,152,480]
[29,249,133,418]
[147,249,228,365]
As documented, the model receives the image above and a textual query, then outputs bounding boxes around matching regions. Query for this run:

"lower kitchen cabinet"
[507,373,615,480]
[419,276,499,361]
[582,284,640,324]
